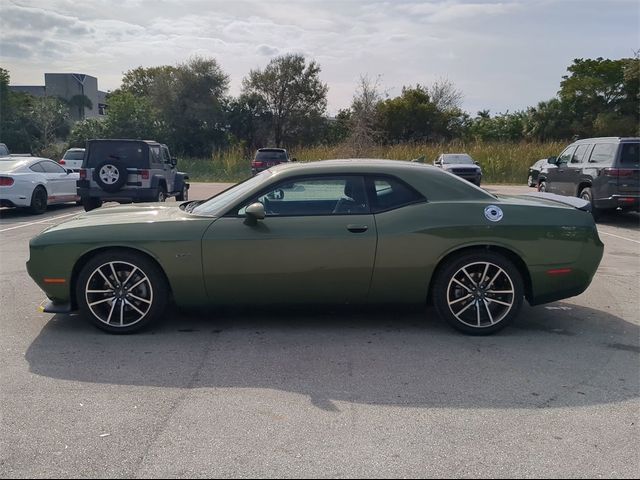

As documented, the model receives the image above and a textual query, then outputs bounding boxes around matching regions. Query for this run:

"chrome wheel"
[446,261,515,329]
[85,261,153,328]
[99,164,120,185]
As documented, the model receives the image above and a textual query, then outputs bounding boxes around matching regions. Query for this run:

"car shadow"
[25,303,638,412]
[0,203,80,220]
[596,210,640,229]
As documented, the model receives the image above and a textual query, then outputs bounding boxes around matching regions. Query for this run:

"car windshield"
[256,150,287,161]
[442,154,474,165]
[86,142,146,167]
[64,150,85,160]
[190,170,272,216]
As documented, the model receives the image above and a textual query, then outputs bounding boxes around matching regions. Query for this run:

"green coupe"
[27,160,603,335]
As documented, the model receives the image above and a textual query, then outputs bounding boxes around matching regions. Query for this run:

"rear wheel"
[579,187,602,220]
[76,250,169,334]
[433,251,524,335]
[82,197,103,212]
[29,186,48,214]
[538,180,547,192]
[156,186,167,202]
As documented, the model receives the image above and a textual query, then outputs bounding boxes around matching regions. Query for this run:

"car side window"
[29,162,46,173]
[557,146,576,164]
[619,143,639,165]
[162,147,171,163]
[368,176,426,213]
[571,144,590,164]
[150,146,162,166]
[588,143,617,164]
[41,161,66,174]
[238,176,369,217]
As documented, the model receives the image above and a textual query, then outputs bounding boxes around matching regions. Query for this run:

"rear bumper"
[0,192,30,207]
[594,194,639,210]
[78,184,159,202]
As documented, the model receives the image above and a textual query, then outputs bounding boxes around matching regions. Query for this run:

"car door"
[564,144,591,196]
[201,175,377,305]
[39,161,75,201]
[161,146,176,192]
[546,146,576,194]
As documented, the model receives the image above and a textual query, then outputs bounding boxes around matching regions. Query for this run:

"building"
[10,73,108,122]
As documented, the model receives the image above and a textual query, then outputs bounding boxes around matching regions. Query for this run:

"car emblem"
[484,205,503,222]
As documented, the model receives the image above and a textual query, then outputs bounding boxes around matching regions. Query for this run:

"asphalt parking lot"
[1,183,638,478]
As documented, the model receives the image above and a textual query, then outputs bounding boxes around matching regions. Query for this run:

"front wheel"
[76,250,169,334]
[156,186,167,202]
[176,184,188,201]
[527,173,535,187]
[538,180,547,192]
[432,251,524,335]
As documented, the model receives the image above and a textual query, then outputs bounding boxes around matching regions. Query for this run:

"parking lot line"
[0,212,79,233]
[599,231,640,245]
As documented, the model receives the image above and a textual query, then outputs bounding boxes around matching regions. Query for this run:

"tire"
[432,251,524,335]
[538,180,547,192]
[579,187,601,221]
[156,186,167,202]
[93,160,127,193]
[82,197,103,212]
[29,186,48,214]
[75,250,169,334]
[527,173,535,187]
[176,184,188,201]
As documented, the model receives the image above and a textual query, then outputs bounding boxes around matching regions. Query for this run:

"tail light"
[0,177,14,186]
[59,159,66,165]
[140,170,150,180]
[602,168,635,177]
[252,161,264,168]
[79,169,87,180]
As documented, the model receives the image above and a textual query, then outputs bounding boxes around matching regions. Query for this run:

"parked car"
[537,137,639,217]
[0,157,79,214]
[59,148,85,172]
[251,148,293,175]
[434,153,482,186]
[77,139,189,212]
[527,158,556,187]
[28,159,602,335]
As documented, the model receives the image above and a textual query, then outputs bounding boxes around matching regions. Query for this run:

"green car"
[27,160,604,335]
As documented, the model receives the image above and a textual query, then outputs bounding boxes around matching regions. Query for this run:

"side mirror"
[434,160,442,166]
[245,202,265,222]
[171,157,178,166]
[547,156,557,165]
[474,161,480,166]
[66,169,73,174]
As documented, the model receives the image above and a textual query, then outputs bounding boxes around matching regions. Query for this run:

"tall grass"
[180,141,564,184]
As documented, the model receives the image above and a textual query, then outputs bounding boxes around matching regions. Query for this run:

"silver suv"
[77,139,189,211]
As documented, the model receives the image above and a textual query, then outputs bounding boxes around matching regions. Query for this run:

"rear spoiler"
[523,192,591,212]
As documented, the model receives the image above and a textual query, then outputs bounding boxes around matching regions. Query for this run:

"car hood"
[42,203,212,233]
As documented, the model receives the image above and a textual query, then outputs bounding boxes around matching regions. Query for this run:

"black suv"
[77,139,189,211]
[251,148,293,175]
[538,137,639,217]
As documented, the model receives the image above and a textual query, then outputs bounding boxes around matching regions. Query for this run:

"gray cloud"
[257,44,280,56]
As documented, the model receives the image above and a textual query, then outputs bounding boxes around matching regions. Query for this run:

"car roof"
[0,157,55,172]
[571,137,640,145]
[258,148,287,152]
[87,139,160,146]
[66,147,85,151]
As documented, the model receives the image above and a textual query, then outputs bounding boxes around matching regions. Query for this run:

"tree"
[559,57,639,136]
[227,93,273,149]
[103,91,159,140]
[30,97,69,154]
[428,78,463,113]
[242,54,328,147]
[67,118,107,148]
[348,75,382,151]
[377,84,442,143]
[65,94,93,121]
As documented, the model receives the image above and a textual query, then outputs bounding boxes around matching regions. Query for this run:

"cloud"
[256,44,280,56]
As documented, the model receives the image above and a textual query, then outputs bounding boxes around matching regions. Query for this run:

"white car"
[59,147,85,171]
[0,157,79,214]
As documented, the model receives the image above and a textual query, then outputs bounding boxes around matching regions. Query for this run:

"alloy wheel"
[99,165,120,185]
[85,261,153,328]
[446,261,515,328]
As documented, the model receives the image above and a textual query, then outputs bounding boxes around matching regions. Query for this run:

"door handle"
[347,224,368,233]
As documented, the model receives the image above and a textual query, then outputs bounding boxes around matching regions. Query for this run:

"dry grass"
[181,141,564,184]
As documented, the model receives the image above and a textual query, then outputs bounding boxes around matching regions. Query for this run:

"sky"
[1,0,638,115]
